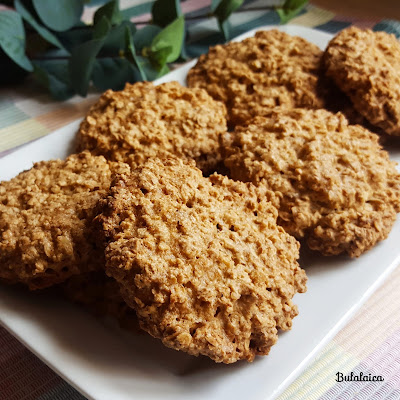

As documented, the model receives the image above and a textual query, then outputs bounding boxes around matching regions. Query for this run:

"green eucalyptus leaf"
[283,0,308,9]
[214,0,243,23]
[211,0,221,13]
[94,0,122,26]
[152,0,182,28]
[32,0,84,32]
[33,59,74,100]
[69,17,110,96]
[100,20,136,54]
[149,45,172,67]
[150,16,184,64]
[92,58,139,91]
[56,28,93,52]
[94,15,111,39]
[0,10,33,71]
[133,25,162,52]
[125,26,146,81]
[140,57,170,81]
[276,0,308,24]
[158,62,170,77]
[14,0,66,51]
[219,19,232,41]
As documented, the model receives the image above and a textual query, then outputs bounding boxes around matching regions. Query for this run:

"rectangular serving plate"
[1,25,400,400]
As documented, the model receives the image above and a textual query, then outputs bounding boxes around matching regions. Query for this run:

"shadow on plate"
[0,284,250,394]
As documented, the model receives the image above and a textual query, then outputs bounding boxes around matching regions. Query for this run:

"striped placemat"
[1,1,400,399]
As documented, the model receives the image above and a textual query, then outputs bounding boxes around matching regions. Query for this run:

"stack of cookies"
[1,27,400,364]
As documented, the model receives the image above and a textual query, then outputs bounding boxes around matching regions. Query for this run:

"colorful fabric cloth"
[1,1,400,399]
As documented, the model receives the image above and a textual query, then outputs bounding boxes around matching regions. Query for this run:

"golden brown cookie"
[77,81,227,175]
[187,29,328,128]
[224,108,400,257]
[324,27,400,135]
[0,151,129,290]
[96,158,307,363]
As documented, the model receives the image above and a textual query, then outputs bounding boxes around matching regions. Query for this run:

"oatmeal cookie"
[324,27,400,135]
[96,158,307,363]
[77,81,227,174]
[0,151,129,290]
[224,108,400,257]
[187,29,328,127]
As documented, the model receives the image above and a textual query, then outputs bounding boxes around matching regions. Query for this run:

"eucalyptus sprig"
[0,0,308,100]
[276,0,309,24]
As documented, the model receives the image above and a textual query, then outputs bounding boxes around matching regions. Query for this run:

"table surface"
[1,1,400,399]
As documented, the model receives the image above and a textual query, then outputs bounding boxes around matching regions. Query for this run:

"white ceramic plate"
[1,25,400,400]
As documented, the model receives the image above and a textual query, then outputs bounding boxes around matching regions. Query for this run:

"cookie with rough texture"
[187,29,329,127]
[96,158,307,363]
[324,27,400,135]
[78,81,227,174]
[224,108,400,257]
[0,151,129,290]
